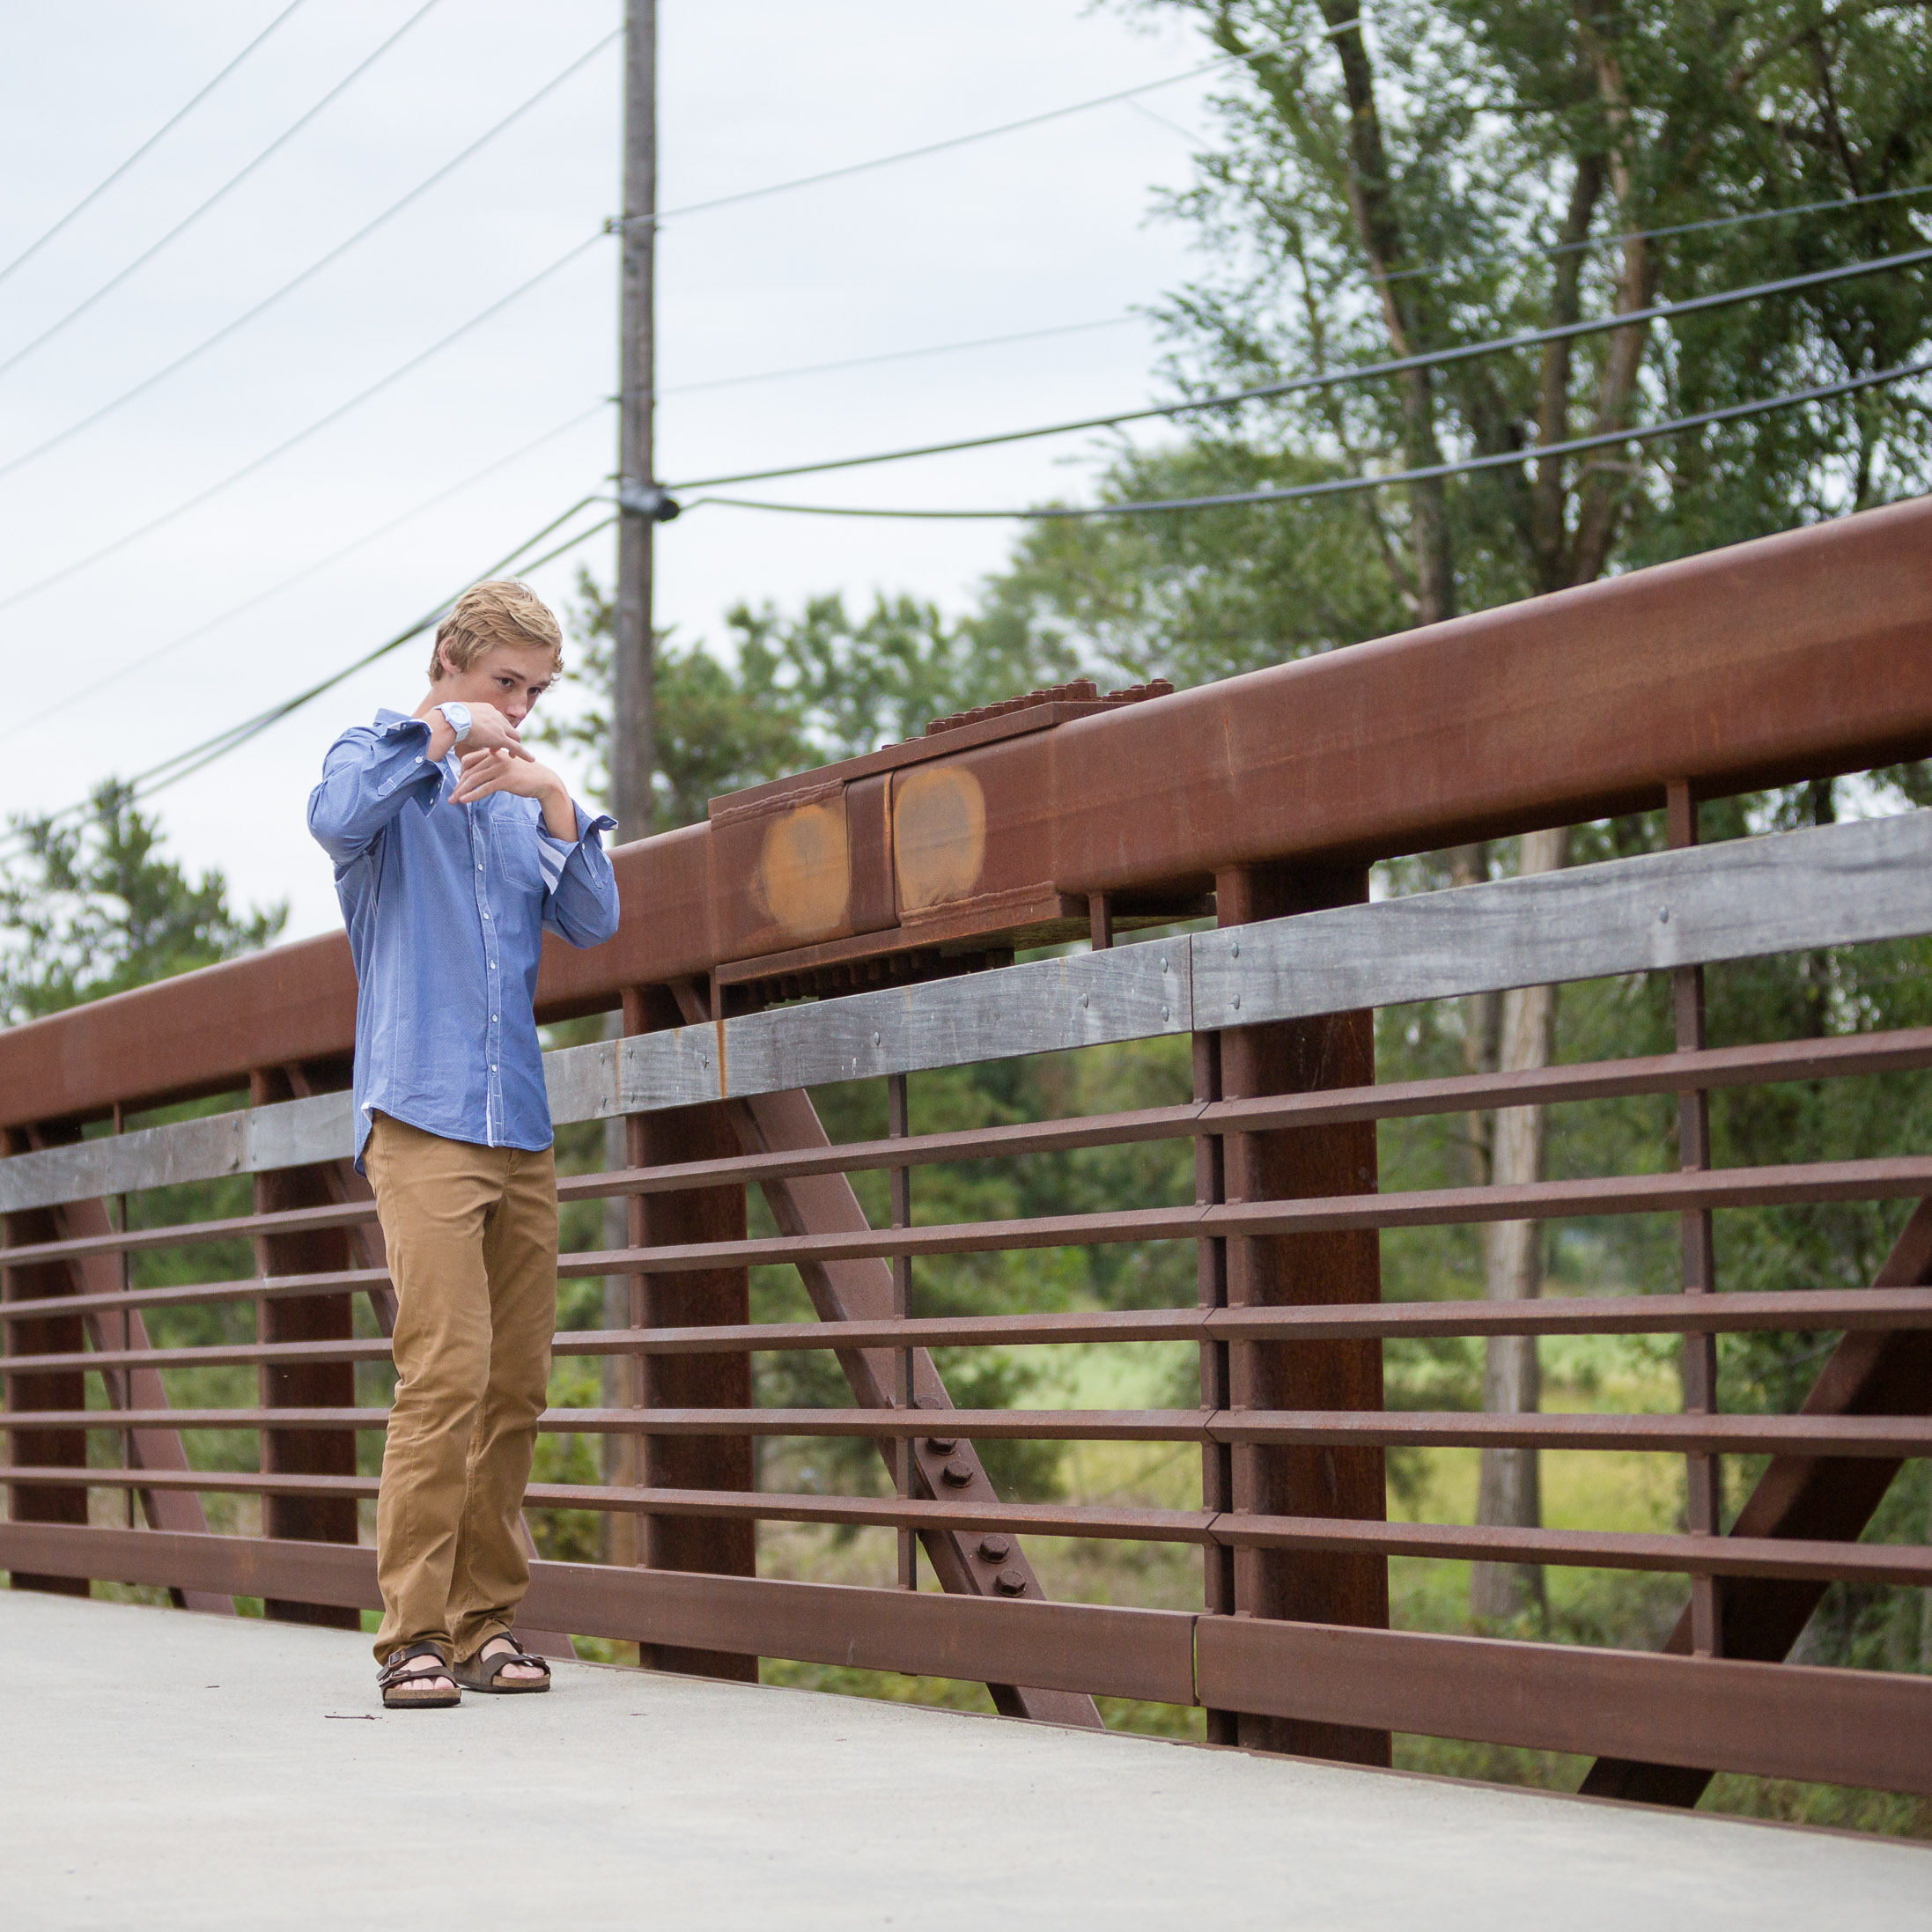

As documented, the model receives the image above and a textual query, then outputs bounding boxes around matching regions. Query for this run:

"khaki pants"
[364,1114,557,1664]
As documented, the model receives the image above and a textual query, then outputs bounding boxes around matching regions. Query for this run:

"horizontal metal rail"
[563,1156,1932,1274]
[11,1288,1932,1376]
[5,810,1932,1218]
[18,1404,1932,1455]
[6,1021,1928,1273]
[14,1148,1921,1287]
[4,1521,1932,1796]
[8,1465,1931,1587]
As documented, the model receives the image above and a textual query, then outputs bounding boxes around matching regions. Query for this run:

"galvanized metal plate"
[1193,808,1932,1030]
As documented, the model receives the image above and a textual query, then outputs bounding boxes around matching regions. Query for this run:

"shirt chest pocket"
[490,803,546,896]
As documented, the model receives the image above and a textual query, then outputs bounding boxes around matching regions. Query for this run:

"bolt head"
[940,1456,974,1487]
[977,1534,1012,1562]
[994,1567,1028,1596]
[925,1435,958,1455]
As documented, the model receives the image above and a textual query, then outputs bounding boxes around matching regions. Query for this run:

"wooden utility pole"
[605,0,660,1570]
[613,0,658,844]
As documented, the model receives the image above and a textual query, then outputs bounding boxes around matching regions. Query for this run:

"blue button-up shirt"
[307,707,620,1169]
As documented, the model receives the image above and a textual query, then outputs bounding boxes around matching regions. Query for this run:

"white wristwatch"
[435,701,472,744]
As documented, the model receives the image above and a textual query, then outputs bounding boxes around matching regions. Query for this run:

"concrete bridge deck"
[4,1589,1926,1930]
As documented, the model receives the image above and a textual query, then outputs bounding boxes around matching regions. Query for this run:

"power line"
[0,1,312,291]
[686,353,1932,520]
[0,0,445,384]
[13,400,613,739]
[666,243,1932,490]
[655,313,1147,401]
[1379,179,1932,286]
[611,40,1284,232]
[0,498,616,861]
[130,507,618,805]
[0,230,607,617]
[0,26,621,482]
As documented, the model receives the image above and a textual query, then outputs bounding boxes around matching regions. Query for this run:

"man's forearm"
[538,776,579,842]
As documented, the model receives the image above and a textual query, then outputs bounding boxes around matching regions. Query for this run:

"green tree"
[0,779,284,1023]
[540,571,1076,830]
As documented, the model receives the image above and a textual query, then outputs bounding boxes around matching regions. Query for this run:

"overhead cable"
[14,399,613,738]
[610,38,1288,232]
[0,0,312,291]
[667,243,1932,490]
[1379,179,1932,285]
[0,230,606,616]
[0,498,616,859]
[0,25,621,480]
[656,314,1146,401]
[686,353,1932,520]
[0,0,445,382]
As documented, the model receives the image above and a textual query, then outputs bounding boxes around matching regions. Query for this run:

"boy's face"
[435,642,557,727]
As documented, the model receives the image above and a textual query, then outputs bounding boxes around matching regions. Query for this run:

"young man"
[307,579,620,1709]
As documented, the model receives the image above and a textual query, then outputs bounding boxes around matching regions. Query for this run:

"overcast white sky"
[0,0,1234,941]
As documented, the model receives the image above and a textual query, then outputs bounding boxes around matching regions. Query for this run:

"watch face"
[441,702,471,741]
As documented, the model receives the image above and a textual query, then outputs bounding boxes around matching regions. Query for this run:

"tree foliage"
[1001,0,1932,675]
[0,780,284,1024]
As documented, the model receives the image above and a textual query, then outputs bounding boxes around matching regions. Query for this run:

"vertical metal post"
[1666,782,1723,1656]
[113,1101,131,1528]
[1,1125,89,1596]
[1216,860,1391,1766]
[613,0,657,848]
[1192,1031,1237,1745]
[888,1072,916,1589]
[250,1066,359,1628]
[634,981,757,1682]
[1087,893,1114,955]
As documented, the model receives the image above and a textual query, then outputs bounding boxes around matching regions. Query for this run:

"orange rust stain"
[752,800,851,941]
[892,766,985,913]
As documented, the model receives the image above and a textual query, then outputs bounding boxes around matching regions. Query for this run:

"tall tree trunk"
[1470,827,1567,1621]
[1447,844,1501,1185]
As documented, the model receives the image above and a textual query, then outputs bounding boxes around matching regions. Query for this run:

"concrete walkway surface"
[3,1589,1928,1930]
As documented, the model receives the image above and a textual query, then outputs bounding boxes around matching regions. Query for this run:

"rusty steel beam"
[250,1067,360,1630]
[733,1080,1104,1729]
[8,498,1932,1132]
[38,1189,232,1617]
[1581,1196,1932,1807]
[0,1521,1198,1709]
[1215,859,1389,1766]
[2,1126,88,1597]
[8,1518,1932,1794]
[1195,1616,1932,1797]
[627,983,759,1686]
[16,1466,1932,1589]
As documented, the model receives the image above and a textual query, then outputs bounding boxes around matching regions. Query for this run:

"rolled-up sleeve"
[307,717,444,866]
[538,804,621,948]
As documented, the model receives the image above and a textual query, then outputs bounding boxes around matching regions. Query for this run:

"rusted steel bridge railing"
[6,498,1932,1799]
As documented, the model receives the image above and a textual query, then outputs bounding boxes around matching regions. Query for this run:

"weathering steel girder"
[9,1465,1931,1588]
[18,1404,1932,1456]
[4,1152,1928,1302]
[2,804,1927,1218]
[4,492,1932,1132]
[4,1520,1930,1796]
[14,1287,1932,1375]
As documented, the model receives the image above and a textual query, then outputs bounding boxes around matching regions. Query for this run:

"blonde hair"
[429,579,564,681]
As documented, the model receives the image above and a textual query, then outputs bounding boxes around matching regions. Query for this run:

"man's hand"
[451,748,579,841]
[423,701,531,764]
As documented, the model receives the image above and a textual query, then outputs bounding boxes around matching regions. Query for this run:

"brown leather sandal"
[453,1634,552,1694]
[378,1641,461,1709]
